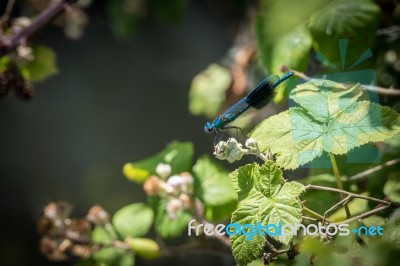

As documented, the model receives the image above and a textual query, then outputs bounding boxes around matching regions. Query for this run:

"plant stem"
[0,0,77,57]
[288,67,400,96]
[329,153,351,218]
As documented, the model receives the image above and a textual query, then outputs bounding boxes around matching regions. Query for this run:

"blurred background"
[0,0,250,265]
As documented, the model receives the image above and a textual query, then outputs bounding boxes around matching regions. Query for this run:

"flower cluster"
[143,163,194,220]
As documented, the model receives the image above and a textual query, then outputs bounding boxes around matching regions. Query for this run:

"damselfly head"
[204,122,213,133]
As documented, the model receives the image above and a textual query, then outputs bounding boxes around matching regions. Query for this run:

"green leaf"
[107,0,139,38]
[93,247,134,266]
[193,155,237,213]
[123,141,193,183]
[250,80,400,169]
[127,238,161,259]
[229,162,304,265]
[188,64,232,119]
[92,225,118,244]
[309,0,380,68]
[290,81,366,123]
[19,46,58,82]
[383,172,400,202]
[154,198,192,238]
[112,203,153,239]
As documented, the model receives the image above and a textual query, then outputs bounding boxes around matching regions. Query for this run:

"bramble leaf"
[193,155,237,218]
[309,0,380,67]
[112,203,153,239]
[250,80,400,169]
[229,162,304,265]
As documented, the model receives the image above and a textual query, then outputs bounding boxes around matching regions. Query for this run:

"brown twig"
[346,158,400,181]
[0,0,77,57]
[304,184,391,205]
[288,67,400,97]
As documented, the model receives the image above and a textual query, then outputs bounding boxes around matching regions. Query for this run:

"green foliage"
[188,64,232,119]
[250,80,400,169]
[19,45,58,82]
[92,225,118,244]
[309,0,380,67]
[112,203,153,239]
[193,155,237,221]
[229,161,304,265]
[123,141,193,183]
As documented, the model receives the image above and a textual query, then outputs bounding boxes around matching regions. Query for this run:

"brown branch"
[347,158,400,181]
[0,0,77,57]
[333,205,390,225]
[304,184,391,205]
[288,67,400,97]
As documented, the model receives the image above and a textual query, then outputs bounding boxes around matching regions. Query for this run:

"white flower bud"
[155,163,171,179]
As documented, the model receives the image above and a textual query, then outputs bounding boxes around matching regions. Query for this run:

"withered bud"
[87,205,110,225]
[143,175,162,196]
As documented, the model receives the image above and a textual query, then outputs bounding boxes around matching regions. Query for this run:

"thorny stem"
[346,158,400,181]
[0,0,77,57]
[288,67,400,96]
[304,184,398,224]
[304,184,391,205]
[330,153,351,218]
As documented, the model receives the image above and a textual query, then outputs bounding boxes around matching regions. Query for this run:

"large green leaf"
[20,46,58,82]
[112,203,153,239]
[250,81,400,169]
[290,80,366,123]
[229,162,304,265]
[123,141,193,183]
[309,0,380,68]
[193,155,237,208]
